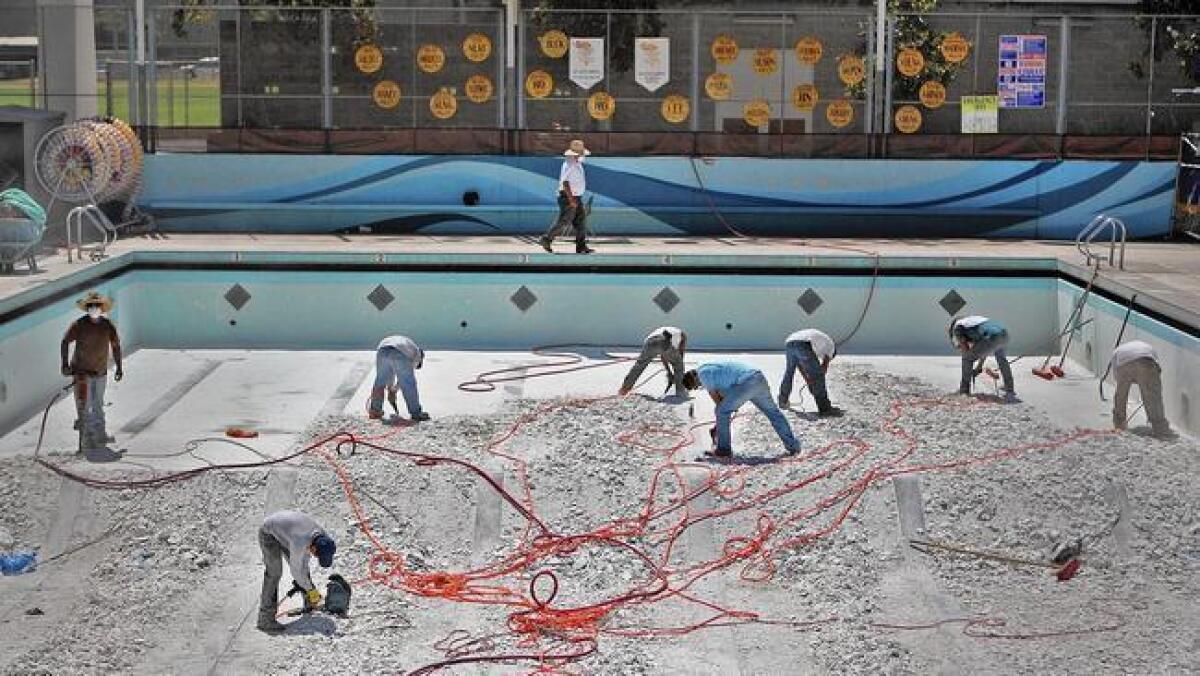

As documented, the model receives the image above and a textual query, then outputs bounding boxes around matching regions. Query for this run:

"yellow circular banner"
[355,44,383,74]
[704,72,732,101]
[752,48,778,75]
[894,104,922,133]
[826,99,854,128]
[372,79,401,109]
[539,30,569,58]
[465,74,494,103]
[661,94,690,124]
[463,33,492,63]
[940,33,970,64]
[791,83,819,111]
[417,44,446,74]
[919,80,946,109]
[837,54,866,86]
[743,99,770,127]
[711,34,739,65]
[588,91,615,121]
[897,48,925,77]
[794,37,823,65]
[430,88,457,119]
[525,69,553,98]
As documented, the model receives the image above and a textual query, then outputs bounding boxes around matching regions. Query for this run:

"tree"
[1129,1,1200,84]
[171,0,378,46]
[843,0,970,101]
[530,0,662,74]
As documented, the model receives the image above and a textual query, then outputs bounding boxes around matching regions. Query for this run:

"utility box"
[0,106,66,241]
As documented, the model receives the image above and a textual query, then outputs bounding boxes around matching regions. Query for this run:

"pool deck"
[1,235,1198,327]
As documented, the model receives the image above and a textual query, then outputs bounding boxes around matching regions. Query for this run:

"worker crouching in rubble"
[369,335,430,422]
[619,326,687,398]
[1109,340,1172,438]
[778,328,843,417]
[948,315,1015,399]
[257,510,337,634]
[682,361,800,459]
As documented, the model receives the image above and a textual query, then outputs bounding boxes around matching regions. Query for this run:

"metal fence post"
[167,65,174,126]
[516,8,526,130]
[1146,16,1156,136]
[865,13,875,134]
[147,12,157,129]
[184,64,190,126]
[105,61,113,116]
[883,15,894,133]
[690,12,700,133]
[321,8,332,129]
[28,58,36,107]
[1056,16,1069,135]
[127,9,137,124]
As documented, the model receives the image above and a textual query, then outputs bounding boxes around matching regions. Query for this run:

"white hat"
[563,139,591,157]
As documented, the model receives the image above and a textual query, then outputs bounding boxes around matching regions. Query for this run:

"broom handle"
[1099,293,1138,402]
[1054,264,1101,369]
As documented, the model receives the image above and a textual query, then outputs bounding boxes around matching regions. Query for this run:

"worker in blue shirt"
[949,315,1015,397]
[681,361,800,459]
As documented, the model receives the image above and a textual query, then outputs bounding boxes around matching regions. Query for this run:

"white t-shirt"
[954,315,989,330]
[377,335,422,362]
[787,329,836,361]
[648,326,684,347]
[1110,340,1157,369]
[558,157,586,196]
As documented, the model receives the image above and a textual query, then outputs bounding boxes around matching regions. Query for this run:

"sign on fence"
[570,38,605,89]
[997,34,1046,108]
[961,95,999,133]
[635,38,670,92]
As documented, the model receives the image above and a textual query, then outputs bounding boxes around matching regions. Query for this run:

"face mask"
[87,307,102,320]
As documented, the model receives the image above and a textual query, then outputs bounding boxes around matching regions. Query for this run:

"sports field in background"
[0,75,220,126]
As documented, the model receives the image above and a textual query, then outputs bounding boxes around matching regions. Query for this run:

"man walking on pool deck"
[949,315,1015,398]
[778,328,843,417]
[682,361,800,459]
[257,510,337,633]
[60,291,123,454]
[538,139,594,255]
[1109,340,1172,437]
[619,326,687,397]
[369,335,430,422]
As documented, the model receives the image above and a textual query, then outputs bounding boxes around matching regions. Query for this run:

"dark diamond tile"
[367,284,395,311]
[797,288,823,315]
[939,289,967,316]
[510,285,537,312]
[224,283,251,311]
[653,287,680,313]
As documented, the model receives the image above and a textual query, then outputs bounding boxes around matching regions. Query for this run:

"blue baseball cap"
[313,534,336,568]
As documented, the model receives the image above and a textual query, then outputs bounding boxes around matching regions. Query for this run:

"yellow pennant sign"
[794,37,823,65]
[711,34,738,65]
[752,48,779,75]
[897,48,925,77]
[525,69,553,98]
[940,33,970,64]
[463,33,492,63]
[588,91,615,121]
[919,80,947,109]
[417,44,446,74]
[465,74,493,103]
[355,44,383,75]
[743,99,771,127]
[894,104,922,133]
[372,79,401,109]
[826,99,854,128]
[430,88,457,119]
[661,94,690,124]
[704,72,732,100]
[540,30,569,58]
[791,83,819,111]
[837,54,865,86]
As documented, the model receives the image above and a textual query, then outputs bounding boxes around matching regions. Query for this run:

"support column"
[37,0,98,121]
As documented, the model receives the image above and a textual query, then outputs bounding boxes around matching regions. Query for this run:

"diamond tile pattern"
[367,284,395,311]
[797,288,824,315]
[939,289,967,316]
[223,284,251,311]
[653,287,680,313]
[510,285,538,312]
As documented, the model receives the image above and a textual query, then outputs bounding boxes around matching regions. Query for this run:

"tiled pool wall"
[1,256,1197,437]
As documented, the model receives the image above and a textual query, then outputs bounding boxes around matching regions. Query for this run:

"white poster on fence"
[635,38,670,92]
[569,37,605,89]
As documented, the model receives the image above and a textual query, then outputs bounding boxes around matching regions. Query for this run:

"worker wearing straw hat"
[538,139,595,255]
[60,291,123,453]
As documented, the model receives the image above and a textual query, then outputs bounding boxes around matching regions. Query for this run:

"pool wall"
[2,253,1197,438]
[140,155,1176,239]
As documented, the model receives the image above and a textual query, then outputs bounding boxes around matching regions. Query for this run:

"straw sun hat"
[76,291,113,313]
[563,139,591,157]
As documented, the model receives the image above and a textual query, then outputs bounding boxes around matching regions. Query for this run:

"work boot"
[538,237,553,253]
[411,411,431,422]
[257,617,286,634]
[818,406,844,418]
[777,396,789,409]
[575,244,595,254]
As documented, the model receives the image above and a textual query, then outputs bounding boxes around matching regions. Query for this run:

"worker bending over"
[682,361,800,459]
[1109,340,1172,437]
[60,291,123,453]
[369,335,430,422]
[949,315,1015,398]
[778,328,843,416]
[258,510,337,633]
[619,326,687,397]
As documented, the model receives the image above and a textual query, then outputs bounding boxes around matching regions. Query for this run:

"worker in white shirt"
[538,139,594,255]
[1109,340,1171,437]
[778,328,843,417]
[368,335,430,422]
[619,326,687,397]
[257,510,336,633]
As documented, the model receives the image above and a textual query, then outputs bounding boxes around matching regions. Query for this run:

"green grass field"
[0,76,220,126]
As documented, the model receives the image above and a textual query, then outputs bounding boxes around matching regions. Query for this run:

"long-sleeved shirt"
[952,316,1005,346]
[61,316,122,376]
[1110,340,1157,369]
[787,329,835,361]
[261,510,327,592]
[558,157,586,196]
[696,361,759,393]
[378,335,422,363]
[647,326,684,348]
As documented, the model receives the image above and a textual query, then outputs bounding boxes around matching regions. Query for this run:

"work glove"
[61,364,72,377]
[305,588,322,609]
[114,367,124,382]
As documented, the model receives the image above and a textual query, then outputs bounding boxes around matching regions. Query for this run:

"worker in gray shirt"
[369,334,429,422]
[257,510,337,633]
[619,326,687,397]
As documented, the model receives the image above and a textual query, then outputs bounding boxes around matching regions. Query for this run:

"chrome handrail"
[1075,214,1127,270]
[65,205,115,263]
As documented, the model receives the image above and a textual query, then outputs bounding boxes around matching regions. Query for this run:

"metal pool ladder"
[1076,214,1126,270]
[65,204,115,263]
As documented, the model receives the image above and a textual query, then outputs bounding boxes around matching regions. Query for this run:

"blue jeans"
[715,372,799,454]
[780,340,831,411]
[960,330,1014,393]
[369,347,422,417]
[73,374,106,451]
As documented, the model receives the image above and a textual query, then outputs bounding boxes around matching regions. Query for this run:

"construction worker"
[1109,340,1171,437]
[257,510,337,634]
[682,361,800,459]
[778,328,843,416]
[538,139,594,255]
[60,291,123,453]
[369,335,429,422]
[948,315,1015,398]
[618,326,687,397]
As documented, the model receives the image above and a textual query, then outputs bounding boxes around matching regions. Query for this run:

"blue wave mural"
[140,155,1176,239]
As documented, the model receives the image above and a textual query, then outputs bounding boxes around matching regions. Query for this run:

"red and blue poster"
[998,34,1046,108]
